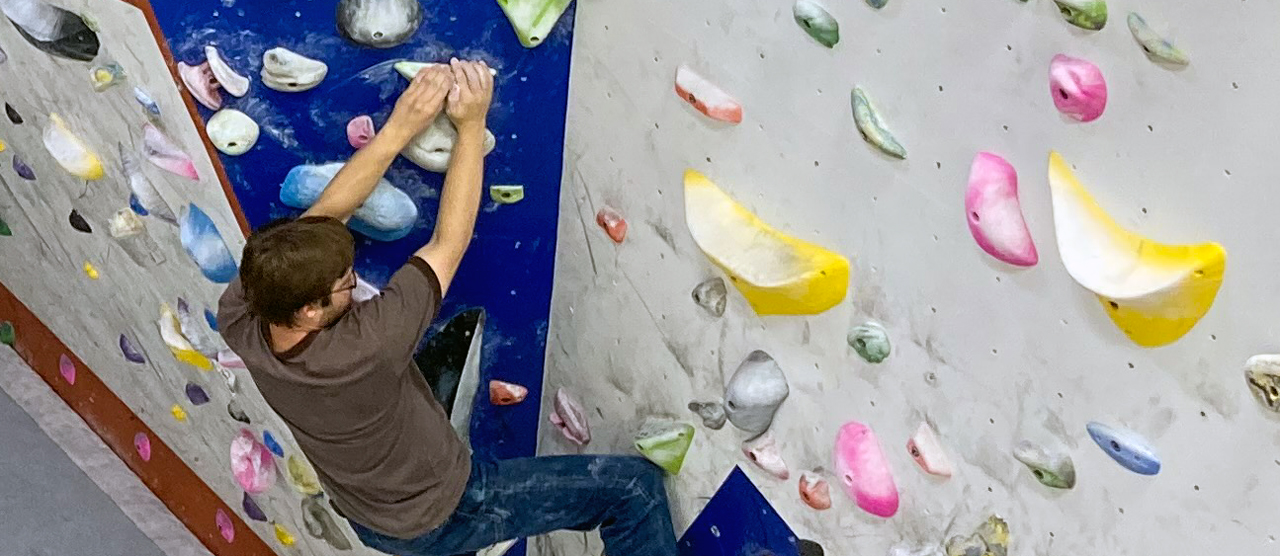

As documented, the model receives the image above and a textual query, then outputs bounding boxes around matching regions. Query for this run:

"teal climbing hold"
[793,0,839,48]
[848,322,891,363]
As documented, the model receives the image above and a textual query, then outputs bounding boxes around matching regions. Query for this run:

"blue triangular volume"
[679,466,800,556]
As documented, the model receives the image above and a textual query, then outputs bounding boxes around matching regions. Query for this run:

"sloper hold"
[743,433,789,479]
[692,277,727,317]
[674,65,743,124]
[143,123,199,180]
[89,63,124,92]
[634,417,696,474]
[230,428,277,494]
[907,422,953,478]
[834,421,899,518]
[68,209,91,233]
[301,496,353,549]
[347,115,375,149]
[687,400,727,430]
[966,152,1037,266]
[550,388,591,445]
[852,87,906,159]
[287,455,323,495]
[58,354,75,384]
[158,303,214,370]
[206,109,259,156]
[337,0,422,48]
[1048,152,1225,346]
[489,380,528,405]
[180,204,238,284]
[724,350,789,436]
[495,0,572,48]
[13,153,35,180]
[205,46,249,96]
[119,333,145,363]
[1013,439,1076,489]
[108,209,166,267]
[215,508,234,542]
[798,471,831,510]
[1245,354,1280,413]
[43,113,104,180]
[490,185,524,205]
[281,162,418,241]
[178,61,223,111]
[242,493,267,521]
[685,170,850,315]
[595,206,627,243]
[1054,0,1107,31]
[121,143,177,224]
[261,47,328,92]
[185,383,210,405]
[1086,421,1160,475]
[848,322,891,363]
[401,113,497,173]
[1126,13,1189,66]
[793,0,839,48]
[1049,54,1107,122]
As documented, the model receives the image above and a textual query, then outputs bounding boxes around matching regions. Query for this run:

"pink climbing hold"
[58,354,76,385]
[965,152,1038,267]
[229,429,277,494]
[906,421,954,478]
[1048,54,1107,122]
[799,471,831,510]
[549,388,591,445]
[134,432,152,462]
[178,61,223,111]
[595,206,627,243]
[743,433,790,480]
[143,123,200,181]
[347,115,376,149]
[215,508,235,542]
[489,380,528,405]
[834,421,899,518]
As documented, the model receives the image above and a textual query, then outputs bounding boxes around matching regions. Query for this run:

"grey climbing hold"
[1244,354,1280,414]
[228,398,251,424]
[692,277,727,317]
[5,103,21,124]
[1012,439,1076,489]
[852,87,906,159]
[1126,13,1188,66]
[1053,0,1107,31]
[865,0,888,8]
[687,400,727,430]
[302,495,353,549]
[793,0,839,48]
[68,209,91,233]
[848,322,891,363]
[724,350,789,437]
[799,539,825,556]
[337,0,422,48]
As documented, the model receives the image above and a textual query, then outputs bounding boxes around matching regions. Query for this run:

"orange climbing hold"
[799,471,831,510]
[596,206,627,243]
[489,380,528,405]
[674,64,743,124]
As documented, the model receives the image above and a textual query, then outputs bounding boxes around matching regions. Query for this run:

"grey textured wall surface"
[537,0,1280,554]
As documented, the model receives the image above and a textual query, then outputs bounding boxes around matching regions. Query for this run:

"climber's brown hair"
[238,216,355,326]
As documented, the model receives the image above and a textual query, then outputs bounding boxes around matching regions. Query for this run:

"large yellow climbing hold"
[157,303,214,370]
[43,113,105,180]
[1047,152,1226,347]
[287,454,323,495]
[683,169,850,315]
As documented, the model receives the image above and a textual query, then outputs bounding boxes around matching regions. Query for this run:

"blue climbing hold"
[178,204,237,283]
[204,308,218,331]
[263,430,284,458]
[1086,421,1161,476]
[280,163,418,242]
[129,193,149,216]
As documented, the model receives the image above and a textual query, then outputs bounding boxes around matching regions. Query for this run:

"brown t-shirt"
[217,257,470,539]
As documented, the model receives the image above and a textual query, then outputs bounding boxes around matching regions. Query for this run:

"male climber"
[217,60,680,556]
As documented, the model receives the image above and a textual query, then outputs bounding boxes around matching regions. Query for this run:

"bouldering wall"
[538,1,1280,555]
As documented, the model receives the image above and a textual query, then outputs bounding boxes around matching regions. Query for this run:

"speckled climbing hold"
[44,113,104,180]
[0,321,13,346]
[1,0,99,61]
[287,454,322,495]
[401,113,497,173]
[489,380,527,405]
[1126,13,1188,66]
[89,63,123,92]
[496,0,572,48]
[1048,152,1224,347]
[5,103,21,124]
[118,333,145,363]
[1049,54,1107,123]
[58,354,75,384]
[158,302,213,369]
[301,496,353,549]
[180,204,238,284]
[834,421,898,518]
[595,206,627,243]
[109,209,166,267]
[134,432,151,461]
[205,46,249,97]
[674,65,743,124]
[793,0,839,48]
[634,418,695,474]
[215,508,234,542]
[185,383,210,405]
[687,400,727,430]
[907,422,953,478]
[206,109,259,156]
[1054,0,1107,30]
[133,87,161,119]
[945,516,1009,556]
[170,404,187,422]
[67,209,91,233]
[691,277,727,317]
[967,152,1037,266]
[743,433,789,479]
[263,430,284,458]
[12,153,35,180]
[852,87,906,159]
[274,524,295,547]
[143,123,199,180]
[230,428,277,494]
[281,162,418,241]
[337,0,422,48]
[82,261,98,279]
[1244,354,1280,414]
[550,388,591,445]
[227,398,251,424]
[121,144,177,224]
[178,61,222,111]
[0,215,9,236]
[686,170,849,314]
[261,47,328,92]
[1086,421,1160,475]
[490,185,524,205]
[242,493,267,521]
[798,471,831,510]
[847,322,890,363]
[347,115,375,149]
[1013,439,1076,489]
[724,351,789,436]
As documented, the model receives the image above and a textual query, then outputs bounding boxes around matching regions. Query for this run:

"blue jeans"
[348,455,680,556]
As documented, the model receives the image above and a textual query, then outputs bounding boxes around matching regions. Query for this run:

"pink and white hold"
[834,421,899,518]
[229,429,277,494]
[965,152,1038,267]
[1048,54,1107,122]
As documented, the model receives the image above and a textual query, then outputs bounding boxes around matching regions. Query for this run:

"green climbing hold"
[496,0,573,48]
[1012,440,1076,489]
[490,185,525,205]
[634,418,695,474]
[0,216,11,236]
[0,321,14,347]
[793,0,839,48]
[865,0,888,8]
[848,322,891,363]
[852,87,906,159]
[1054,0,1107,31]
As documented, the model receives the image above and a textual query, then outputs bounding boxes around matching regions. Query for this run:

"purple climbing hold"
[263,430,284,457]
[13,154,35,180]
[128,193,149,216]
[185,383,210,405]
[242,493,267,522]
[119,333,145,364]
[204,308,218,331]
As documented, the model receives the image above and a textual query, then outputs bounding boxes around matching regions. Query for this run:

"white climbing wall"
[538,0,1280,554]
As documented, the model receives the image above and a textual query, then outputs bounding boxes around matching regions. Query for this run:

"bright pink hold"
[834,421,899,518]
[229,429,277,494]
[1049,54,1107,122]
[346,115,376,149]
[965,152,1038,267]
[215,508,235,542]
[58,354,76,385]
[134,432,152,462]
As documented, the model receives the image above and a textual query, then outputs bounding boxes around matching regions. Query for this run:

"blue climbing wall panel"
[679,467,801,556]
[149,0,573,471]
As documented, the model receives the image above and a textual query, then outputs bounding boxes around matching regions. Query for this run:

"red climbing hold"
[596,206,627,243]
[489,380,528,405]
